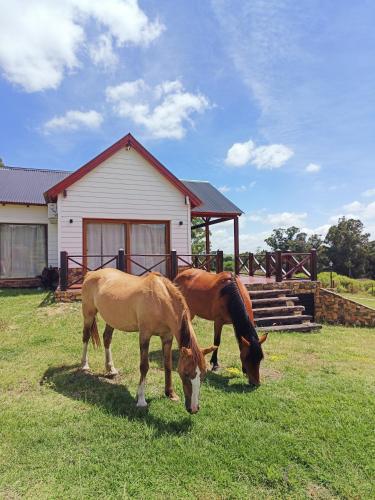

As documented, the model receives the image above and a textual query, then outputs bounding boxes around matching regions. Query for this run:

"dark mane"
[220,276,263,361]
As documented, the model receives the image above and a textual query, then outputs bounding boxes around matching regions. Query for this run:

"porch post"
[234,216,240,275]
[310,248,317,281]
[205,217,210,254]
[60,251,68,291]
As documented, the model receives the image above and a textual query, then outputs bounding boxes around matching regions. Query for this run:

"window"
[84,220,168,275]
[0,224,47,278]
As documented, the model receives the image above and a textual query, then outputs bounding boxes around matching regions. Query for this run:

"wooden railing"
[237,249,317,282]
[59,248,317,290]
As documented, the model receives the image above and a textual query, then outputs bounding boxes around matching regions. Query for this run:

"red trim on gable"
[43,133,202,207]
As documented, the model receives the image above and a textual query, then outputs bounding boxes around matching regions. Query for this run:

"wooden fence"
[59,249,317,290]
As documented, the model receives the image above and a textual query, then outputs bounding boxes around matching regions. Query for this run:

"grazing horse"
[80,268,217,413]
[174,269,267,386]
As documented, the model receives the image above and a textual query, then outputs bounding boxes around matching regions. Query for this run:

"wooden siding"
[57,147,191,262]
[0,204,58,267]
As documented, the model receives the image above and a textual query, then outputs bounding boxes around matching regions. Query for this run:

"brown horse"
[80,268,217,413]
[174,269,267,386]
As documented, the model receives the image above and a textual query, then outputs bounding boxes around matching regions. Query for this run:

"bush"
[318,272,375,295]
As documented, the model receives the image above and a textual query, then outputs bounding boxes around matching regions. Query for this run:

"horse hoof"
[166,392,179,402]
[211,364,220,372]
[136,400,148,408]
[105,367,119,377]
[80,365,90,372]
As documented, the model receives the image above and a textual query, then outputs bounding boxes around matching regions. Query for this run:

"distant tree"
[366,241,375,279]
[0,158,4,167]
[324,217,370,278]
[191,217,211,254]
[265,227,324,253]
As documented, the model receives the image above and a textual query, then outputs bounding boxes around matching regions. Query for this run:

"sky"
[0,0,375,253]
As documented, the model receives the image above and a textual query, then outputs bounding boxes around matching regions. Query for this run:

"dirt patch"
[36,303,79,318]
[0,488,22,500]
[262,367,283,381]
[307,483,335,499]
[0,318,9,331]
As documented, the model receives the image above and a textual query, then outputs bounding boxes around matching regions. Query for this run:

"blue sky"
[1,0,374,252]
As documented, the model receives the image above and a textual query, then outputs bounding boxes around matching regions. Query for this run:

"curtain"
[0,224,47,278]
[130,224,166,275]
[86,223,125,270]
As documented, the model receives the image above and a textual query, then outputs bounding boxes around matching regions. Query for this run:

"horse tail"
[90,316,101,348]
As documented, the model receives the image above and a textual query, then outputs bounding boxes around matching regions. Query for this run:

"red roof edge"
[43,133,202,207]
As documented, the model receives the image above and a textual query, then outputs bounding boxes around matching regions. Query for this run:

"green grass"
[340,293,375,309]
[1,289,374,499]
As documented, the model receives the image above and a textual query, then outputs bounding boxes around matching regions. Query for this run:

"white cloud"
[43,109,103,133]
[106,79,210,139]
[225,138,293,169]
[305,163,321,173]
[218,185,230,193]
[0,0,164,92]
[247,210,307,227]
[89,34,118,68]
[362,188,375,197]
[343,201,362,212]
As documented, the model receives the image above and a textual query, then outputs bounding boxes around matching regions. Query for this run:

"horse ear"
[201,345,218,356]
[180,347,192,356]
[259,333,268,344]
[240,336,251,347]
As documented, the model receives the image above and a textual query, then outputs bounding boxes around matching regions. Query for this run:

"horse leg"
[103,324,118,376]
[162,337,179,401]
[136,337,150,408]
[211,320,223,371]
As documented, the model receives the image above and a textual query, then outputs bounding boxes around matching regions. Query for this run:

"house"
[0,133,242,287]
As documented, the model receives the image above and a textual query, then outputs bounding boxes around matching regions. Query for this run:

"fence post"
[249,253,254,277]
[275,249,283,282]
[216,250,224,273]
[310,248,317,281]
[285,250,292,279]
[266,252,271,278]
[60,251,68,291]
[170,250,178,280]
[117,248,125,272]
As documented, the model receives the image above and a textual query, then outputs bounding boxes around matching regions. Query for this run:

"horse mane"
[159,275,205,370]
[220,275,259,344]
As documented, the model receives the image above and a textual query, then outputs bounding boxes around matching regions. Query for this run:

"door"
[86,222,125,270]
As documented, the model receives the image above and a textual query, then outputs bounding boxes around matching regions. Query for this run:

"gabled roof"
[182,180,243,216]
[44,133,202,207]
[0,167,70,205]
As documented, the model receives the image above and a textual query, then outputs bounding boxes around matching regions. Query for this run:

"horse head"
[177,345,217,413]
[239,333,267,386]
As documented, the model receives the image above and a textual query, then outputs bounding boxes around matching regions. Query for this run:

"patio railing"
[59,248,317,290]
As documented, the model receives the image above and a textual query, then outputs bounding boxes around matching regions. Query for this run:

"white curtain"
[86,223,125,270]
[130,224,166,275]
[0,224,46,278]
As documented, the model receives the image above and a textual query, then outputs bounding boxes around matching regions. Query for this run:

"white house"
[0,133,242,287]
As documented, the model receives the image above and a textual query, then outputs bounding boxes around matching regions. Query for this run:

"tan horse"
[174,269,267,386]
[80,268,217,413]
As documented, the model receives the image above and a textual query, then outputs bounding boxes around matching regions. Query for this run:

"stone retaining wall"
[315,287,375,327]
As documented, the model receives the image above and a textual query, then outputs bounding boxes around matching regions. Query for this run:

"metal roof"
[181,180,243,216]
[0,167,242,216]
[0,167,71,205]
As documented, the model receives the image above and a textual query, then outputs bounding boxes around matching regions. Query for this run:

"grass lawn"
[1,290,374,499]
[340,293,375,309]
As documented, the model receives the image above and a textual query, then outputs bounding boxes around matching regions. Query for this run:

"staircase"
[248,288,322,333]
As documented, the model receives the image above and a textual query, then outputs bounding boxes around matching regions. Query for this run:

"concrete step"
[257,322,322,333]
[248,289,288,298]
[253,305,305,317]
[255,314,312,326]
[251,296,299,307]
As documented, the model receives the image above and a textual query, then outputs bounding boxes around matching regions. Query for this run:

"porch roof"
[181,180,243,217]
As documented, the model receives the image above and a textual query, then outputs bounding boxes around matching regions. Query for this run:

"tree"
[265,226,323,253]
[324,217,370,278]
[191,217,210,254]
[0,158,4,167]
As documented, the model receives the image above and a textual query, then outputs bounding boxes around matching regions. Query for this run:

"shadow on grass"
[0,288,45,297]
[38,291,56,307]
[205,370,258,394]
[40,364,192,436]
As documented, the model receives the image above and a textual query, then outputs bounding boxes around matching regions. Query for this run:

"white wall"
[0,204,58,266]
[58,147,191,263]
